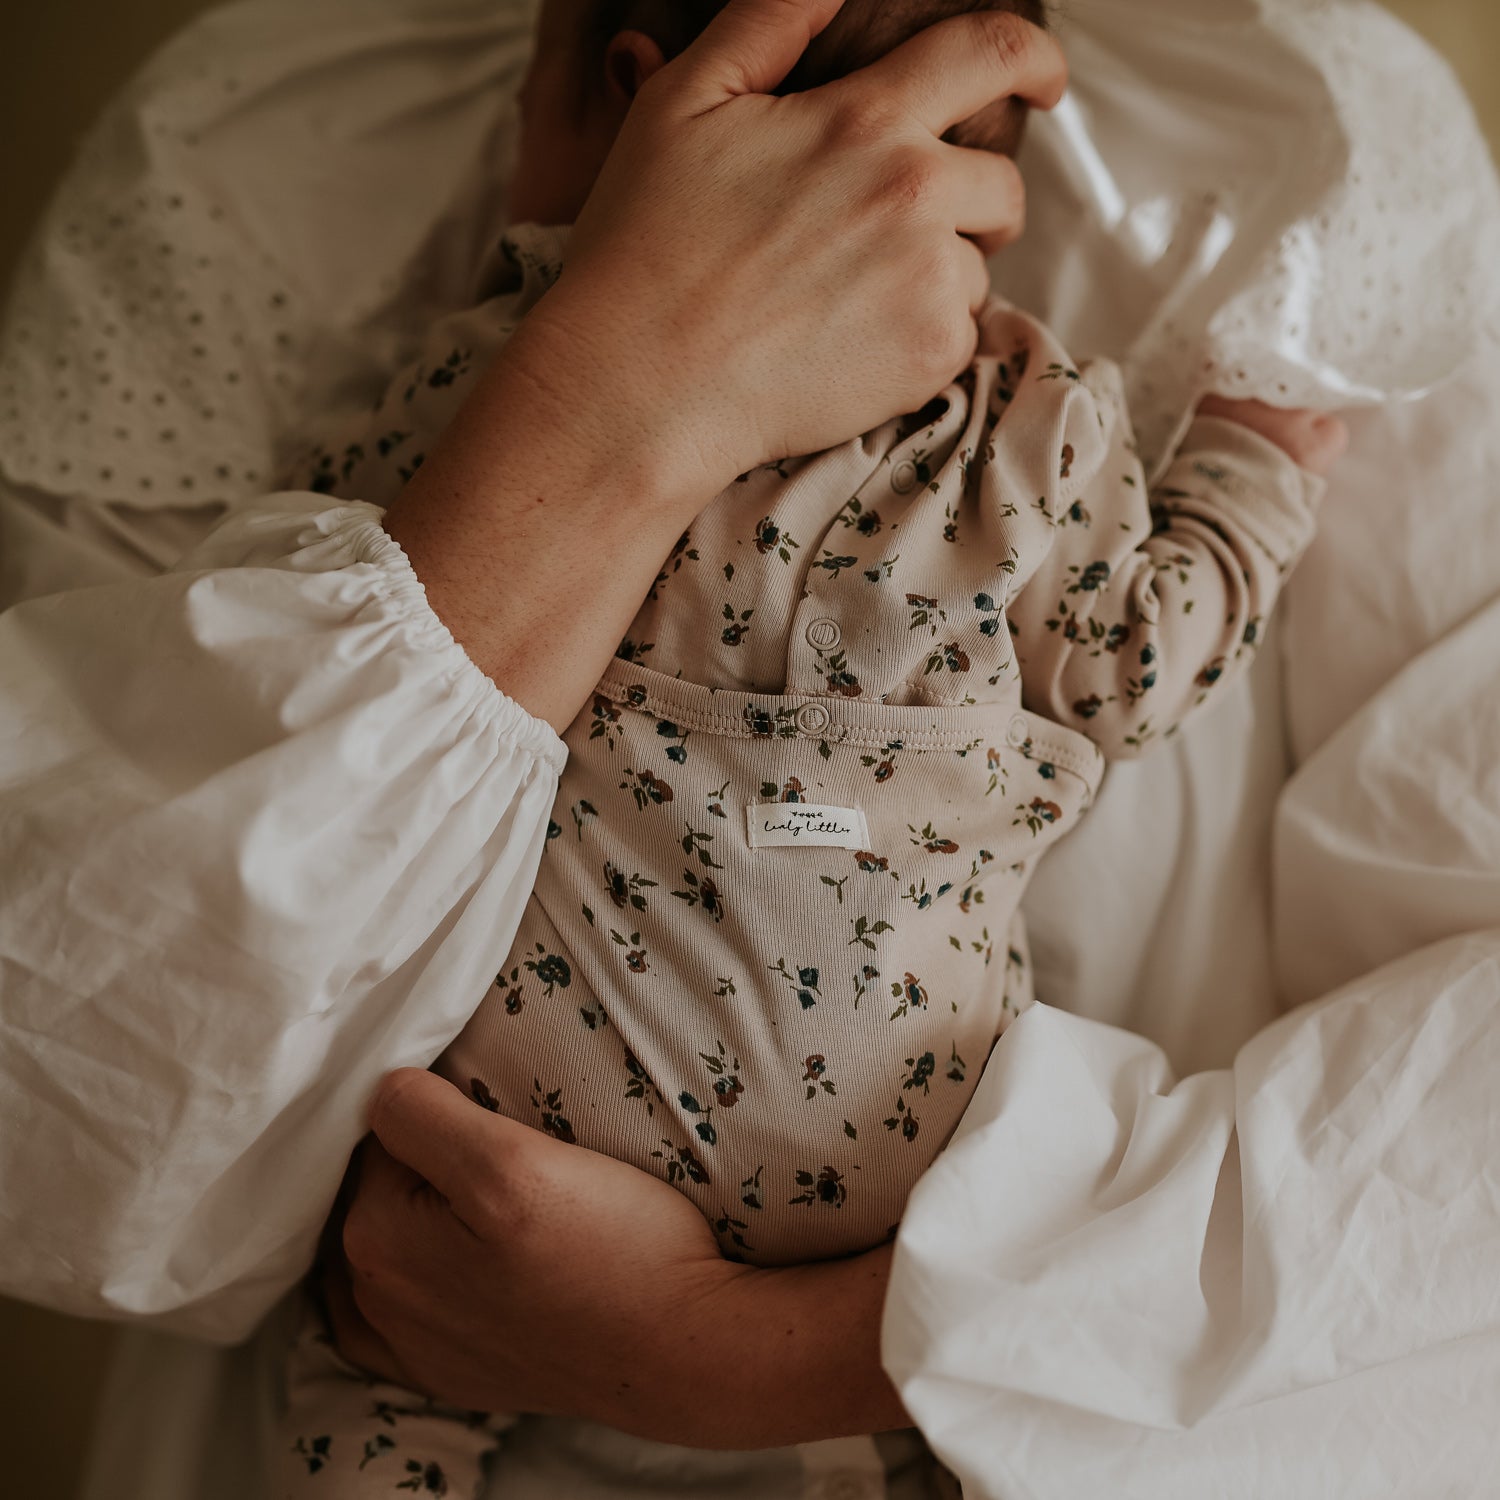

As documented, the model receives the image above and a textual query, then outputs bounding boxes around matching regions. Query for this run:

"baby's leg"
[275,1290,514,1498]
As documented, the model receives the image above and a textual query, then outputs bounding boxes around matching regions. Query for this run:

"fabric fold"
[0,491,563,1340]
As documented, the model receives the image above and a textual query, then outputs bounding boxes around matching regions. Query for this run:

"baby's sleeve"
[1008,380,1324,759]
[279,298,521,507]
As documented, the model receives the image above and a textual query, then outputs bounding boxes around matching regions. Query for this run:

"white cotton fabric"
[0,494,565,1334]
[1010,0,1500,473]
[0,0,1494,1495]
[887,582,1500,1496]
[0,0,546,1342]
[886,294,1500,1500]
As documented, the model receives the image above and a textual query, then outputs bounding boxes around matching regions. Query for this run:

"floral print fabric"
[277,222,1322,1492]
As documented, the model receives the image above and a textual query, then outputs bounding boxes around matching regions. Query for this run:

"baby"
[277,0,1345,1492]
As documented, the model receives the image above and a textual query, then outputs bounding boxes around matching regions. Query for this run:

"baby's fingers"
[1198,396,1349,476]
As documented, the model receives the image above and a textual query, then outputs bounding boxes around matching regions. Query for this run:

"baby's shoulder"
[974,297,1125,405]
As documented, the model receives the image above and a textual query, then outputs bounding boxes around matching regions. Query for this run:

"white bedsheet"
[887,323,1500,1496]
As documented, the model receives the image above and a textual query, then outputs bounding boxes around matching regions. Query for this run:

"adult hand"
[552,0,1069,488]
[329,1069,908,1448]
[383,0,1065,725]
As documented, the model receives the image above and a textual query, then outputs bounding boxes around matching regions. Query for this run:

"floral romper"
[276,224,1323,1496]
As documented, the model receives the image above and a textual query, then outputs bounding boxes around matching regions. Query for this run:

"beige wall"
[0,2,1495,1495]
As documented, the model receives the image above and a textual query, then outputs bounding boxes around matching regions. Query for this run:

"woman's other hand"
[327,1069,907,1448]
[1197,395,1350,476]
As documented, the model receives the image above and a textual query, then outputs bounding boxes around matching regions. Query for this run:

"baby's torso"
[436,658,1099,1262]
[294,223,1108,1262]
[429,232,1104,1261]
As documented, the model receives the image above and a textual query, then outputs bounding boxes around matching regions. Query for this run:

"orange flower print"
[621,768,675,810]
[890,973,930,1018]
[1196,656,1227,688]
[909,821,959,854]
[924,641,971,675]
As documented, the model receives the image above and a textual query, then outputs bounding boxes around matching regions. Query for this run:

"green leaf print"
[396,1458,450,1494]
[652,1138,711,1186]
[359,1433,396,1470]
[570,799,600,839]
[604,861,658,913]
[884,1094,921,1143]
[849,915,894,951]
[681,823,725,869]
[889,974,931,1020]
[529,1081,577,1143]
[608,928,649,973]
[770,958,822,1010]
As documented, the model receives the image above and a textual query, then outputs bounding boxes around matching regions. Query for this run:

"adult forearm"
[382,311,716,731]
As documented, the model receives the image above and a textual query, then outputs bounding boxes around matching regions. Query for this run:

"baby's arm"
[1009,382,1346,758]
[279,296,517,507]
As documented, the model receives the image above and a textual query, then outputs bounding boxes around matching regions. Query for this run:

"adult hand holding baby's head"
[384,0,1064,724]
[1197,395,1350,477]
[532,0,1066,493]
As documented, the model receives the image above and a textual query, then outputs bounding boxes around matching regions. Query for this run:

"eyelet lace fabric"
[0,0,534,513]
[2,0,1495,502]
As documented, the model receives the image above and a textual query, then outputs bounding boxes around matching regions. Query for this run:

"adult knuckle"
[979,10,1034,78]
[906,238,963,304]
[827,92,895,151]
[369,1066,421,1131]
[879,146,941,213]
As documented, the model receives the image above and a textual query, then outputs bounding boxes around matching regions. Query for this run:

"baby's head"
[509,0,1049,226]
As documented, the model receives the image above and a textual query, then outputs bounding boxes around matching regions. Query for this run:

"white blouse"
[0,492,563,1340]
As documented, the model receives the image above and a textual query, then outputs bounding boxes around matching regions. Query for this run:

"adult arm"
[0,0,1063,1339]
[331,1071,909,1447]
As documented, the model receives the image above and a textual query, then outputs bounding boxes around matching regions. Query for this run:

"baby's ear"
[604,30,669,103]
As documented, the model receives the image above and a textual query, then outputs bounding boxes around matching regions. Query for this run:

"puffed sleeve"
[0,492,565,1342]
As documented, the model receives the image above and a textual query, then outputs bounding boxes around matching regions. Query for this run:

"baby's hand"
[1197,395,1349,476]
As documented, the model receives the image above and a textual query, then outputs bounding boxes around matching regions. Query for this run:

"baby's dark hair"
[586,0,1049,155]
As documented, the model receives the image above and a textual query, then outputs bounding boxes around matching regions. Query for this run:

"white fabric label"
[747,802,870,850]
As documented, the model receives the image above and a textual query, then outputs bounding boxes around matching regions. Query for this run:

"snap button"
[797,703,831,736]
[890,458,918,494]
[1006,713,1029,747]
[805,617,842,651]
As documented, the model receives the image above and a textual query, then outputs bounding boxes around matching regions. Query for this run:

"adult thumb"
[368,1067,537,1212]
[673,0,846,103]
